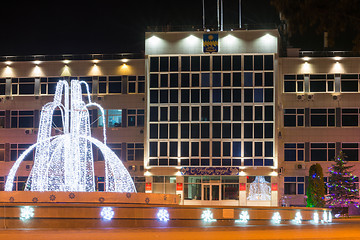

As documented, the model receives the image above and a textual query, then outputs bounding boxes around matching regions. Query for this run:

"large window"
[127,109,144,127]
[127,143,144,161]
[341,74,358,92]
[284,109,304,127]
[342,143,359,161]
[284,143,304,161]
[152,176,176,194]
[284,74,304,93]
[284,177,304,195]
[11,111,34,128]
[310,109,335,127]
[128,76,145,93]
[98,109,122,128]
[342,109,358,126]
[310,143,335,161]
[11,144,34,161]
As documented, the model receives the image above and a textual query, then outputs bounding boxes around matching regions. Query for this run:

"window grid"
[148,54,275,167]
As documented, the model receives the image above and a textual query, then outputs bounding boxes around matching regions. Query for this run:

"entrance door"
[203,184,220,201]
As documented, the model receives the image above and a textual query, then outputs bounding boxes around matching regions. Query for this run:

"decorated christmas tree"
[247,176,271,201]
[326,151,359,210]
[306,163,325,207]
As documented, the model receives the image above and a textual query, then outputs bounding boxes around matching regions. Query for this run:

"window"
[0,79,5,95]
[13,176,28,191]
[11,144,34,161]
[127,109,144,127]
[13,78,35,95]
[310,109,335,127]
[153,176,176,194]
[284,74,304,92]
[134,177,146,193]
[0,144,5,161]
[99,109,122,128]
[283,109,304,127]
[108,76,122,93]
[284,143,304,161]
[284,177,305,195]
[342,109,358,126]
[128,76,145,93]
[342,143,359,161]
[341,74,358,92]
[310,143,335,161]
[309,74,327,92]
[0,111,5,128]
[127,143,144,161]
[11,111,34,128]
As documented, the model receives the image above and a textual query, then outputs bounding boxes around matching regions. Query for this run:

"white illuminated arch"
[5,80,136,192]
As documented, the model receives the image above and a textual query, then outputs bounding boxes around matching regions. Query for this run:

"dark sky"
[1,0,280,55]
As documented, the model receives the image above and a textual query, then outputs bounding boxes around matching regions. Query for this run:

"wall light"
[5,61,12,66]
[34,60,41,65]
[63,60,70,64]
[303,57,310,61]
[144,170,151,176]
[121,58,129,63]
[334,56,342,61]
[93,59,100,64]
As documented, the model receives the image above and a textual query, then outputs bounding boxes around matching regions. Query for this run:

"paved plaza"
[0,219,359,240]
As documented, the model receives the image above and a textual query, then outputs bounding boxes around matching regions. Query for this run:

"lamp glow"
[293,212,302,224]
[235,211,250,223]
[101,207,114,220]
[201,209,216,222]
[312,212,319,224]
[157,209,170,222]
[20,206,34,220]
[272,212,281,224]
[5,80,136,193]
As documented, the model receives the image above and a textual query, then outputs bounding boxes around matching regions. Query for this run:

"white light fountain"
[5,80,136,193]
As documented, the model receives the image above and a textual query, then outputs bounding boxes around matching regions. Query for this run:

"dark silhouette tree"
[270,0,360,50]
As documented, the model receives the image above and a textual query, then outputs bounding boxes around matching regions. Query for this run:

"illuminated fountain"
[5,80,136,193]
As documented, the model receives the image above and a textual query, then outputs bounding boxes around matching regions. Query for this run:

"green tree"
[327,151,359,209]
[307,163,325,207]
[270,0,360,50]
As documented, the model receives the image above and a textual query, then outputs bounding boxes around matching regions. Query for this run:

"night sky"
[0,1,285,56]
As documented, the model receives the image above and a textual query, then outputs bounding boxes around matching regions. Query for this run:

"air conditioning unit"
[307,94,314,101]
[332,95,340,101]
[296,163,305,170]
[128,165,137,171]
[296,95,305,101]
[24,128,34,135]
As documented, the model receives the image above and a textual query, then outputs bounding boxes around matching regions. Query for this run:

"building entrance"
[203,183,220,201]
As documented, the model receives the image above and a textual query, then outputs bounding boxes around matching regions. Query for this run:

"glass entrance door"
[203,184,220,201]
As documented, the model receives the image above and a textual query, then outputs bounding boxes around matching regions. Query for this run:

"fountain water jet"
[5,80,136,193]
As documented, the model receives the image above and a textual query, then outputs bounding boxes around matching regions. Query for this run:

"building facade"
[144,30,279,206]
[0,29,359,207]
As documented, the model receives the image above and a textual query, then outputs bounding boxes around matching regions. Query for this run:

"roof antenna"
[202,0,206,30]
[239,0,242,28]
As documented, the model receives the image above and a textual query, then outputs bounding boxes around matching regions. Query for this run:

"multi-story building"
[278,54,360,206]
[0,55,147,193]
[0,28,359,208]
[144,30,279,206]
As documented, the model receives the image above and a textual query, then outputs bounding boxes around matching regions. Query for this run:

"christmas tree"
[247,176,271,201]
[326,151,359,210]
[306,163,325,207]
